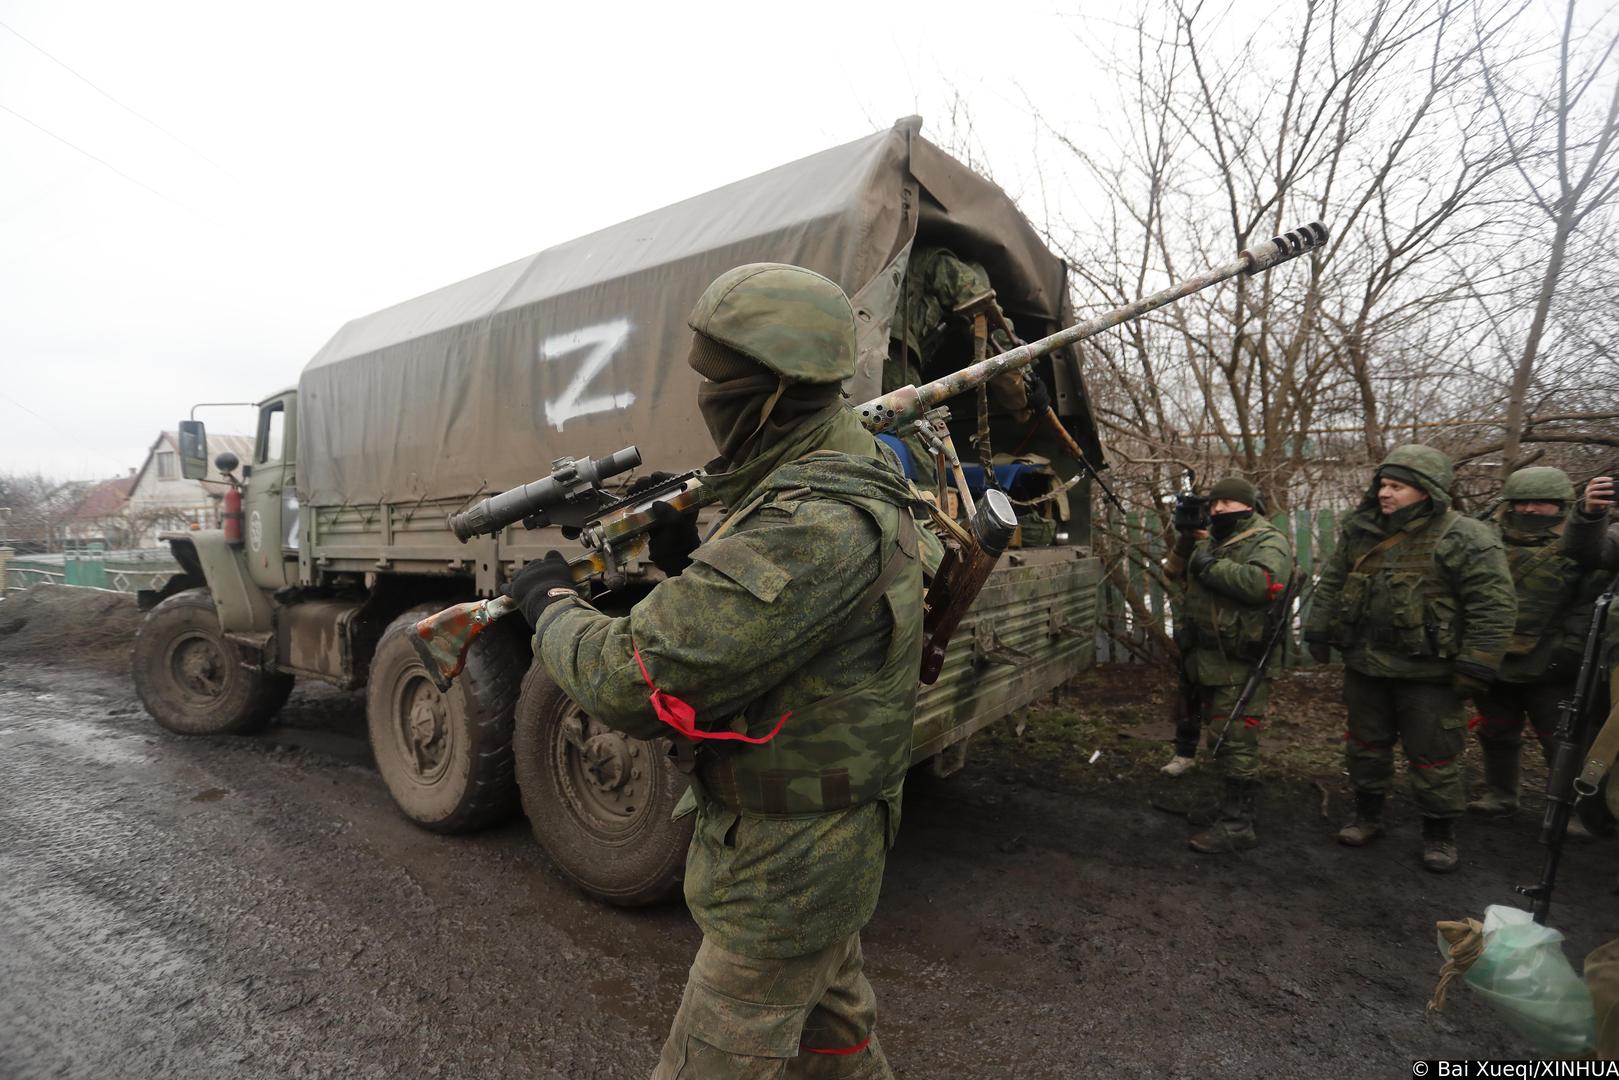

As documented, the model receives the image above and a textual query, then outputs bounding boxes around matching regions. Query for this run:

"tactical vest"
[1329,509,1464,659]
[1183,520,1283,662]
[1500,523,1600,681]
[698,452,926,818]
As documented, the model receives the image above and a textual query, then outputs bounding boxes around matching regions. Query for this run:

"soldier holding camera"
[1162,477,1295,853]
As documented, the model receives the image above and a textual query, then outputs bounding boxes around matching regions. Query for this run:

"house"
[62,473,138,548]
[124,430,255,547]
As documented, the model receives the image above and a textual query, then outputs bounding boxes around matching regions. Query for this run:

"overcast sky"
[0,0,1119,479]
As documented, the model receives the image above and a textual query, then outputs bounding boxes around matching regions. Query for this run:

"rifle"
[1518,570,1619,924]
[1210,571,1303,757]
[412,222,1329,690]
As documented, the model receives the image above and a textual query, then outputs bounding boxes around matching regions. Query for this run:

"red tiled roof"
[68,476,136,521]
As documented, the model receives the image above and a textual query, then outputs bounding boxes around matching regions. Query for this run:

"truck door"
[244,392,299,590]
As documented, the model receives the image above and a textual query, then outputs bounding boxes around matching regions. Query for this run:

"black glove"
[1023,372,1052,415]
[1306,640,1332,665]
[626,472,700,577]
[1187,549,1218,578]
[502,551,576,629]
[1453,660,1496,698]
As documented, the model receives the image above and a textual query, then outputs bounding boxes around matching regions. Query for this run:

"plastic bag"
[1436,904,1596,1056]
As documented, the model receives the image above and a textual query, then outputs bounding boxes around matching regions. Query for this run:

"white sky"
[0,0,1114,479]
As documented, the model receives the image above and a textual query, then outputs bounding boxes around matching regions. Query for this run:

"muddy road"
[2,659,1614,1079]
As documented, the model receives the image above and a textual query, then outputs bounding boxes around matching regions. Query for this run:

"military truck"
[132,116,1107,906]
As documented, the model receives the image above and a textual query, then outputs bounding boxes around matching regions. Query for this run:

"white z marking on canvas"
[541,319,635,431]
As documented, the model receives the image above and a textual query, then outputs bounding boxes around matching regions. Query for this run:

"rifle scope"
[449,446,642,542]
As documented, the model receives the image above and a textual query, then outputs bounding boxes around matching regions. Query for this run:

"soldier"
[884,246,1046,487]
[1161,477,1294,852]
[505,264,933,1079]
[1468,467,1608,816]
[1303,445,1516,873]
[1567,473,1618,570]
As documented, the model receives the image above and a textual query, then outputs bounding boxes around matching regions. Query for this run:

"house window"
[156,451,176,478]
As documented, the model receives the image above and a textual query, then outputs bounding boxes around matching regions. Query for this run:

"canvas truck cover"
[297,116,1104,506]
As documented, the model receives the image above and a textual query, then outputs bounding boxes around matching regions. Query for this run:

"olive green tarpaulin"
[297,116,1103,506]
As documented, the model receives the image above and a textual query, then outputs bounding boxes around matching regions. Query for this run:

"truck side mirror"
[178,420,209,480]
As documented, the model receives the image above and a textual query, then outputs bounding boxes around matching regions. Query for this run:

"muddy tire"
[514,663,691,907]
[366,606,527,833]
[133,588,293,735]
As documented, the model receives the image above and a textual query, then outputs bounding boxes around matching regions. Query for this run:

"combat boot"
[1422,816,1460,873]
[1337,791,1385,846]
[1466,741,1521,815]
[1160,753,1196,778]
[1185,797,1220,828]
[1189,778,1258,853]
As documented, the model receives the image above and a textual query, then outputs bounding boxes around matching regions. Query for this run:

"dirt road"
[2,659,1613,1078]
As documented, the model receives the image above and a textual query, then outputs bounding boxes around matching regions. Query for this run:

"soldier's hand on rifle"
[1452,660,1496,699]
[502,552,577,629]
[627,472,701,576]
[1188,549,1218,578]
[1023,371,1052,415]
[1306,638,1332,665]
[1584,476,1615,516]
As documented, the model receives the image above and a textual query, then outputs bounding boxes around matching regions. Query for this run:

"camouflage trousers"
[1343,670,1466,817]
[1192,680,1270,781]
[1471,679,1569,760]
[652,932,893,1080]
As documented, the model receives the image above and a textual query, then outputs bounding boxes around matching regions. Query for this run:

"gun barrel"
[855,222,1328,434]
[449,445,642,542]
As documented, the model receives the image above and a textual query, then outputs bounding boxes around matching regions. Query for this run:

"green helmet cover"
[687,263,857,384]
[1502,466,1575,504]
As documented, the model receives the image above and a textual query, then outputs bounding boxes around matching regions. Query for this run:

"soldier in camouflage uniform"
[1303,445,1516,873]
[884,246,1044,487]
[1162,477,1294,852]
[1567,474,1618,573]
[1468,467,1608,816]
[506,263,934,1079]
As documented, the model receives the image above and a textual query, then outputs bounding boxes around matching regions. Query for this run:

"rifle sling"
[1351,529,1410,574]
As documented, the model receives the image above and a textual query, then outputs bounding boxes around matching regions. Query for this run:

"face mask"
[1209,508,1252,540]
[1505,509,1562,534]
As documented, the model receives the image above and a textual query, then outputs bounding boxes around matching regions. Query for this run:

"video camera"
[1172,492,1210,533]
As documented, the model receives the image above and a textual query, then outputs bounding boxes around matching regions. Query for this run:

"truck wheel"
[513,663,692,907]
[133,588,294,735]
[366,606,526,833]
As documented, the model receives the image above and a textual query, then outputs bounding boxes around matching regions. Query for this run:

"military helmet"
[687,263,857,384]
[1501,466,1575,504]
[1377,444,1454,497]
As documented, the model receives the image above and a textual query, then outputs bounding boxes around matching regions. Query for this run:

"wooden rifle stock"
[920,490,1019,684]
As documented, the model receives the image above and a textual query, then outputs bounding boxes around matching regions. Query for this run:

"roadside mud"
[1,650,1613,1077]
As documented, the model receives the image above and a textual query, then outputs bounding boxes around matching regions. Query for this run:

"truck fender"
[163,530,274,634]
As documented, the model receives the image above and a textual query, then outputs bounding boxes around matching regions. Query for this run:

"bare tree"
[1479,0,1619,475]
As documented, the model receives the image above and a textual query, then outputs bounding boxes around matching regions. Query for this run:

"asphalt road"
[2,661,1612,1078]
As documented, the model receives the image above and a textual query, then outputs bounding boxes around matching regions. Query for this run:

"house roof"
[68,476,135,521]
[130,430,256,492]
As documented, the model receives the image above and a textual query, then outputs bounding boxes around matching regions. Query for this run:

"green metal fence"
[4,548,181,596]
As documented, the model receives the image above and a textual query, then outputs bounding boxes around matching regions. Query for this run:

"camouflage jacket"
[1304,455,1515,681]
[1168,514,1295,687]
[884,246,1024,412]
[1563,508,1619,678]
[1494,512,1608,683]
[536,407,931,959]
